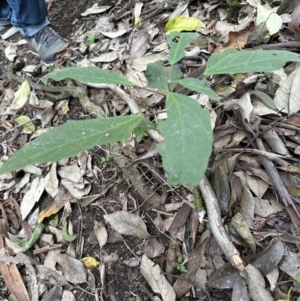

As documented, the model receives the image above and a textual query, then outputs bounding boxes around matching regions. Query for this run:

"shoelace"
[34,25,60,46]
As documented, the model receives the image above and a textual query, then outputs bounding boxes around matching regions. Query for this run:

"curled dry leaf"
[104,211,150,239]
[140,254,176,301]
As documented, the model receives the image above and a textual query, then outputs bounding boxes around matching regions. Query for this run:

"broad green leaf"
[166,16,205,35]
[157,92,212,186]
[167,32,196,65]
[178,78,219,101]
[145,61,168,93]
[204,49,300,76]
[41,66,134,86]
[0,115,143,175]
[145,61,182,93]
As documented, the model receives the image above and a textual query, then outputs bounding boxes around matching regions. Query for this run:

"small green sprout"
[177,256,187,273]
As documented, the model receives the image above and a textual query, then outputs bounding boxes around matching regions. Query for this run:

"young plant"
[177,256,188,273]
[1,33,300,187]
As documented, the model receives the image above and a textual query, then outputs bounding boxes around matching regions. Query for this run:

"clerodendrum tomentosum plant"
[1,32,300,185]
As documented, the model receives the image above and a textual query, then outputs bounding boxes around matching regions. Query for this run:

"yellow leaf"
[38,193,72,223]
[81,257,100,268]
[61,105,69,115]
[166,16,205,35]
[15,115,35,134]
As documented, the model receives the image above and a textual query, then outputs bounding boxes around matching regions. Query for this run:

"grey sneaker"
[25,25,68,64]
[0,25,18,39]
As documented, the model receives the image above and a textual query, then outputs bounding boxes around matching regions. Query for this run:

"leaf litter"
[1,0,300,300]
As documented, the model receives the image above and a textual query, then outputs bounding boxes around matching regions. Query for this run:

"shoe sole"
[1,27,18,40]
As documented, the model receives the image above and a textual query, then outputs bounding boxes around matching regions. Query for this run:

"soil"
[49,0,94,39]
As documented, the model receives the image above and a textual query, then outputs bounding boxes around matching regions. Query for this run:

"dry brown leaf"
[0,263,30,301]
[21,176,45,220]
[104,211,150,239]
[231,212,256,253]
[239,186,255,229]
[142,237,165,258]
[232,277,250,301]
[56,253,87,284]
[94,221,107,249]
[246,175,268,199]
[274,67,300,114]
[243,264,273,301]
[168,203,191,232]
[254,197,284,217]
[44,162,59,198]
[140,255,176,301]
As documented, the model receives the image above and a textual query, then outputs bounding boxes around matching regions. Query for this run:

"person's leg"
[4,0,49,37]
[0,0,68,64]
[0,1,18,39]
[0,1,12,25]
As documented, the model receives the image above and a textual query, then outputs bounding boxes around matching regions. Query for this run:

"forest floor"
[1,0,300,301]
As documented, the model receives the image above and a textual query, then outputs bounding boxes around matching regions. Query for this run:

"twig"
[199,176,244,271]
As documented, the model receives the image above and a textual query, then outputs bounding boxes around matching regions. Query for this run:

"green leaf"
[19,223,45,251]
[0,115,143,174]
[204,48,300,76]
[145,61,182,93]
[296,274,300,283]
[178,78,219,101]
[41,66,134,86]
[145,61,168,93]
[62,217,77,242]
[157,92,212,186]
[133,118,156,140]
[250,90,276,110]
[167,32,196,65]
[86,32,95,45]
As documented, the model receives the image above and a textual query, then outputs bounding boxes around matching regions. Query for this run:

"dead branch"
[199,176,245,271]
